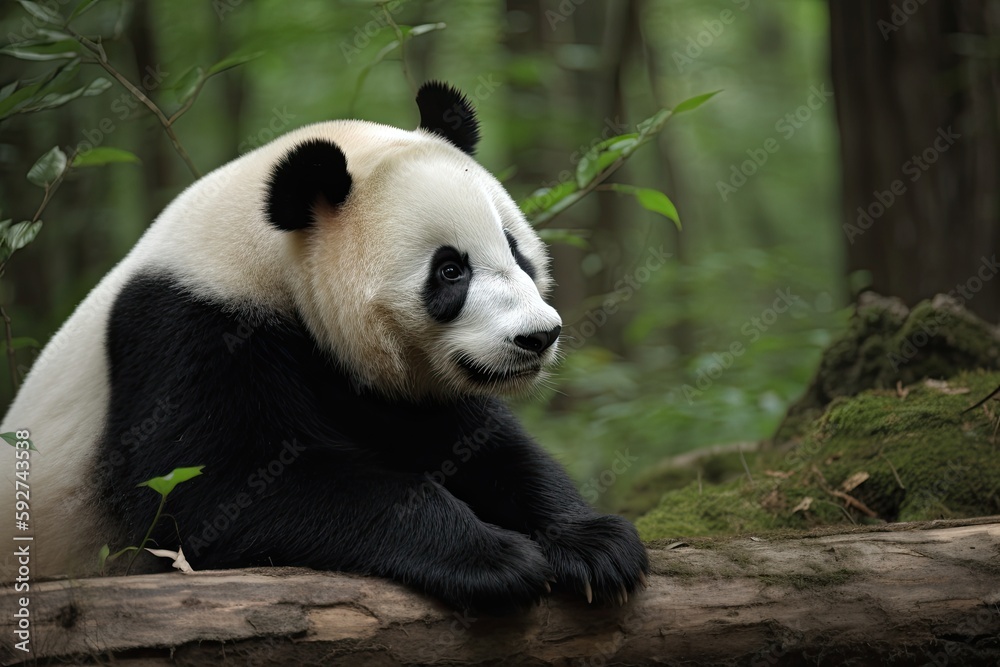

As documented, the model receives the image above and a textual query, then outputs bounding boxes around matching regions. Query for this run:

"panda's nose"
[514,325,561,353]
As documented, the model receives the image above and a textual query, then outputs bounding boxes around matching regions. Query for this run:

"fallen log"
[2,518,999,666]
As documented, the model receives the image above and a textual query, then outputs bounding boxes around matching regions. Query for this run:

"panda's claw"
[638,571,648,589]
[543,581,551,594]
[584,580,593,604]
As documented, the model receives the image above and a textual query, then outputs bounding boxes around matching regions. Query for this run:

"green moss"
[637,370,1000,540]
[617,451,747,519]
[635,479,793,538]
[776,294,1000,443]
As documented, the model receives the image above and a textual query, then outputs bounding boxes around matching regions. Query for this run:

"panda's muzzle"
[513,325,561,354]
[454,356,542,386]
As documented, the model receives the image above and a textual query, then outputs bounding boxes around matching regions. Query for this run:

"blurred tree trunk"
[829,0,1000,321]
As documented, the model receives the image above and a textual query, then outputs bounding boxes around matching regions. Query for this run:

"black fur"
[423,246,472,324]
[97,273,647,613]
[416,81,481,155]
[265,139,352,231]
[505,230,537,281]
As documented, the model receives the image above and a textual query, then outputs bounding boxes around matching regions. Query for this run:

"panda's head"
[264,82,561,400]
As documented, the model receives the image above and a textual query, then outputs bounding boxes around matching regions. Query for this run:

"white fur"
[0,119,560,577]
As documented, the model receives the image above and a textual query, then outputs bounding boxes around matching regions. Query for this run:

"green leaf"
[520,181,578,217]
[349,23,447,114]
[72,147,141,167]
[206,50,264,76]
[635,109,671,139]
[16,0,63,24]
[0,59,81,119]
[0,432,37,451]
[574,135,638,189]
[537,228,590,249]
[0,40,83,61]
[4,221,44,252]
[170,66,205,105]
[138,466,205,498]
[0,81,18,103]
[68,0,101,22]
[607,184,681,229]
[0,337,41,354]
[672,90,721,115]
[20,76,111,113]
[27,147,67,186]
[97,543,110,570]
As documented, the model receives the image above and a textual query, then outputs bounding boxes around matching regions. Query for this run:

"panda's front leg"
[186,465,552,614]
[445,405,649,606]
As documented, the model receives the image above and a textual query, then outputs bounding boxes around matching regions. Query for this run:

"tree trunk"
[3,518,998,665]
[829,0,1000,320]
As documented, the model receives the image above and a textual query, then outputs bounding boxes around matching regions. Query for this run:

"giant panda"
[1,82,647,612]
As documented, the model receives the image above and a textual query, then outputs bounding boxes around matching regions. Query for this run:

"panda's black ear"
[416,81,480,155]
[265,139,352,231]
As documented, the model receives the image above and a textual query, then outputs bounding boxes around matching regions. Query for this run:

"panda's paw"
[437,527,552,614]
[539,513,649,606]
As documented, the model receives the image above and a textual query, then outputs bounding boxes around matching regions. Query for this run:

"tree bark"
[2,518,998,665]
[829,1,1000,320]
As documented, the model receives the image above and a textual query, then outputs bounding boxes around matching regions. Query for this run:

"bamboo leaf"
[138,466,205,498]
[27,147,67,186]
[4,221,44,252]
[537,228,590,249]
[607,184,681,229]
[72,147,141,167]
[206,50,264,76]
[672,90,721,115]
[68,0,101,22]
[16,0,62,24]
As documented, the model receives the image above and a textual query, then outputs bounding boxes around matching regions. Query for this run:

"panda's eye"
[439,262,464,282]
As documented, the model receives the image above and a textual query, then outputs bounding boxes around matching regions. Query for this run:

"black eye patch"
[423,246,472,323]
[504,230,537,281]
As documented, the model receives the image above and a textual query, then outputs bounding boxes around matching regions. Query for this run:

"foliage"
[99,465,204,573]
[634,370,1000,539]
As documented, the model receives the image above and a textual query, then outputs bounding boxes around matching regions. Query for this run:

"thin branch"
[961,384,1000,414]
[66,27,201,178]
[878,451,906,490]
[531,155,631,227]
[382,4,416,94]
[166,76,209,126]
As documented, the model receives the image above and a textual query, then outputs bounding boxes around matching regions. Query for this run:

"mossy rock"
[774,293,1000,443]
[636,370,1000,540]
